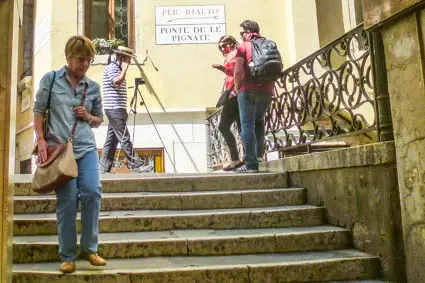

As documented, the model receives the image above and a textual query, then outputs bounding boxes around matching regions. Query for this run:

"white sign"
[155,5,226,45]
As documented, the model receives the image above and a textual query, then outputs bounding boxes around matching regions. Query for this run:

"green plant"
[92,38,125,55]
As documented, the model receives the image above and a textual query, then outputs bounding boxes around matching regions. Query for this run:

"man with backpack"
[234,19,283,173]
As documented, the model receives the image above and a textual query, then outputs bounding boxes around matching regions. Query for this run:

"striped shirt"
[102,60,127,110]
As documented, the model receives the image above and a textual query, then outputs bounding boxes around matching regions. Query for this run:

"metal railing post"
[205,118,213,172]
[369,31,394,141]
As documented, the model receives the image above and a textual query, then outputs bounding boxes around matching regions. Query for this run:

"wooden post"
[0,0,19,282]
[107,0,115,40]
[84,0,92,38]
[128,0,135,48]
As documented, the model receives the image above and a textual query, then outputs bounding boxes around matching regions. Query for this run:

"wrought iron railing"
[205,111,243,169]
[206,24,378,169]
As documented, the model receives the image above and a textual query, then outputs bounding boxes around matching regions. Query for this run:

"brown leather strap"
[70,84,88,139]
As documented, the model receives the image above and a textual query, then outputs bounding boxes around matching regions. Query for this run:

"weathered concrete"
[11,171,383,281]
[362,0,425,29]
[13,173,289,196]
[261,141,396,173]
[377,6,425,282]
[13,188,306,214]
[261,142,405,281]
[12,226,350,263]
[12,250,380,283]
[13,206,326,236]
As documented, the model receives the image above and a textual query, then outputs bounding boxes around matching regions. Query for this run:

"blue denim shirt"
[34,66,104,159]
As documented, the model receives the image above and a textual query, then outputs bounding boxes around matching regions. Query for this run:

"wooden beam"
[128,0,135,48]
[84,0,92,38]
[107,0,115,39]
[0,0,19,282]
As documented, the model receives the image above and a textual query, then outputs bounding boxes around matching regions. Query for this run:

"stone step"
[14,188,306,214]
[13,173,288,196]
[12,250,381,283]
[13,205,326,236]
[13,226,350,263]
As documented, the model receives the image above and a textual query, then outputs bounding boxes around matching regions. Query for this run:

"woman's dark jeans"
[218,96,241,161]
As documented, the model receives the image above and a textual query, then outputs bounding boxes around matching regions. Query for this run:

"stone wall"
[378,6,425,283]
[261,142,406,281]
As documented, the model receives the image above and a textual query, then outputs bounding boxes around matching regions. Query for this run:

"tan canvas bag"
[32,136,78,194]
[32,72,88,194]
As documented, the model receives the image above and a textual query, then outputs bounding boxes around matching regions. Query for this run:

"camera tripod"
[112,77,177,173]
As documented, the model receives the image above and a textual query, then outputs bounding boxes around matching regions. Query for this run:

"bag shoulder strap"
[69,83,88,140]
[43,71,56,140]
[46,71,56,111]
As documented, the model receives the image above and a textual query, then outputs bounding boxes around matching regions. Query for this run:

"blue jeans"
[56,150,102,262]
[237,91,272,169]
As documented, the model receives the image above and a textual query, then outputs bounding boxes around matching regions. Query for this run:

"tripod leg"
[136,88,177,172]
[112,87,149,172]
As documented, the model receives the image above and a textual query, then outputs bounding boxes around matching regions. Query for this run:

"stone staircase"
[12,173,384,282]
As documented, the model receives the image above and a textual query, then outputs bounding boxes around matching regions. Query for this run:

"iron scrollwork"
[115,0,129,46]
[206,110,242,168]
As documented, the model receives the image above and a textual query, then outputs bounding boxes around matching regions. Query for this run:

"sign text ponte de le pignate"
[155,5,226,45]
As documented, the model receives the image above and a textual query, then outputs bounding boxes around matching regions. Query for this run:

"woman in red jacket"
[212,35,243,171]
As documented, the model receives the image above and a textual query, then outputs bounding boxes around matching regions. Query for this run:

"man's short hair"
[240,20,260,34]
[64,35,95,60]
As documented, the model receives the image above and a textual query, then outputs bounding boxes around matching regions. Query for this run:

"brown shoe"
[59,261,76,273]
[82,253,107,266]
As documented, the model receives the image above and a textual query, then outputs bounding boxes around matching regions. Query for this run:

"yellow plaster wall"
[316,0,345,47]
[51,0,78,69]
[289,0,320,62]
[42,0,291,110]
[130,0,289,109]
[33,0,357,111]
[33,0,53,92]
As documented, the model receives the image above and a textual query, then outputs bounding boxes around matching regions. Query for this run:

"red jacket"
[223,49,237,91]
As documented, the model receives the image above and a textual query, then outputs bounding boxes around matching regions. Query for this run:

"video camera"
[135,78,145,86]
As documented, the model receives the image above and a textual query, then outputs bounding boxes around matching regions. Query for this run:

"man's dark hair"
[240,20,260,33]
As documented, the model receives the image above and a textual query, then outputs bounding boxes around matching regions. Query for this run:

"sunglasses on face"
[219,43,230,50]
